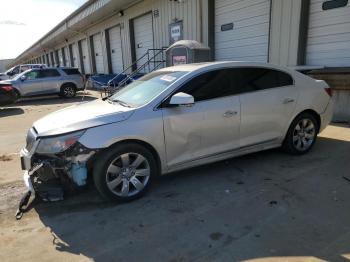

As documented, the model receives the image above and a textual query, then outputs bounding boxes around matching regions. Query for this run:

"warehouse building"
[9,0,350,121]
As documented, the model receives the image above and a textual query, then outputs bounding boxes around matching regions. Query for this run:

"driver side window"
[179,69,235,102]
[24,70,39,80]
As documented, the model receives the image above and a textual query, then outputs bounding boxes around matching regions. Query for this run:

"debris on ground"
[343,176,350,183]
[0,154,13,161]
[269,200,278,206]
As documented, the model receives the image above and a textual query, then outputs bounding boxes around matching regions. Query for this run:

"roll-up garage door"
[81,39,91,74]
[46,54,50,66]
[306,0,350,67]
[58,49,64,66]
[92,33,104,73]
[64,46,70,67]
[215,0,271,62]
[133,13,154,73]
[72,43,79,68]
[108,25,124,74]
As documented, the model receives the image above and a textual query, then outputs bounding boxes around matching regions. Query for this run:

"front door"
[162,69,241,168]
[18,70,42,96]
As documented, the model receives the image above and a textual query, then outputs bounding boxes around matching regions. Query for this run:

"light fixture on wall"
[117,10,124,17]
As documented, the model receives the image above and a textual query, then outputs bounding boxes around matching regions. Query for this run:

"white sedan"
[20,62,333,201]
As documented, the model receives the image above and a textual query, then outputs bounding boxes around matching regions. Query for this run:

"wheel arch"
[91,139,162,176]
[294,109,321,133]
[60,82,77,90]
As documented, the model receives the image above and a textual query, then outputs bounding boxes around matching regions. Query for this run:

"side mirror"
[20,75,27,81]
[7,72,13,76]
[169,92,194,106]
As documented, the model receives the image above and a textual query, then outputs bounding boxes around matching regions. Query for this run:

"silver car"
[20,62,333,202]
[0,67,85,99]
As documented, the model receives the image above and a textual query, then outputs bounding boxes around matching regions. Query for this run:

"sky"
[0,0,87,59]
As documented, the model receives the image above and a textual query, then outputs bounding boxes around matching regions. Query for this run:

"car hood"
[33,99,135,136]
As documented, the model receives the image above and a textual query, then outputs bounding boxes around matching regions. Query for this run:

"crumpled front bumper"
[20,139,40,171]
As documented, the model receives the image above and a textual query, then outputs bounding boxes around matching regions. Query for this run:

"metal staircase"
[105,47,167,95]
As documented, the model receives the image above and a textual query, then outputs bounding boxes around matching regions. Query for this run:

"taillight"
[1,85,13,91]
[324,87,333,97]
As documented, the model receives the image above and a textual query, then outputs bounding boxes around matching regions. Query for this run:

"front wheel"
[93,143,157,201]
[283,113,319,155]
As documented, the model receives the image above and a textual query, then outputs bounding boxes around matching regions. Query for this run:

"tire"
[60,84,76,98]
[13,89,21,101]
[282,112,319,155]
[93,143,157,202]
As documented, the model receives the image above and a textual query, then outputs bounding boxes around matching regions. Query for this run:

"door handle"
[223,110,238,117]
[283,98,295,104]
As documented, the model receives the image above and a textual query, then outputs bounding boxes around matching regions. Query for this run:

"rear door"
[162,69,241,168]
[236,67,297,147]
[39,69,62,94]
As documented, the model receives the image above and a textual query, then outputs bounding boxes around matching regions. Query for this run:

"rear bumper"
[319,98,334,132]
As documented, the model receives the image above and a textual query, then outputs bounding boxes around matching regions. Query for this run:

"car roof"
[158,61,296,75]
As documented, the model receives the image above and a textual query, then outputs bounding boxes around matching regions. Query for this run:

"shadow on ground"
[12,92,99,107]
[33,136,350,261]
[0,107,24,117]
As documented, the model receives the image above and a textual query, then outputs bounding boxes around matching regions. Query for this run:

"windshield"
[109,71,188,107]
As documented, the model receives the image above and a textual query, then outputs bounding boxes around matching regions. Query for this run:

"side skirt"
[163,141,281,175]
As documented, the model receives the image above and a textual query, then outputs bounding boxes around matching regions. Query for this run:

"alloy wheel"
[105,152,151,197]
[63,86,75,97]
[292,118,316,151]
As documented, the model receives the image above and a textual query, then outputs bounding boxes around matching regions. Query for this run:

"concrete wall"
[0,59,13,72]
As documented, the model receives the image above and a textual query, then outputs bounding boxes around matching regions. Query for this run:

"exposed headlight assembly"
[36,130,85,154]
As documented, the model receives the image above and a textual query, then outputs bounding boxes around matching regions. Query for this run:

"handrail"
[116,48,166,88]
[107,47,167,87]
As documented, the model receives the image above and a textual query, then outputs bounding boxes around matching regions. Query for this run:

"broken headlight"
[36,130,85,154]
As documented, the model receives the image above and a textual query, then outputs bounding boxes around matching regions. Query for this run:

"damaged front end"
[20,127,97,203]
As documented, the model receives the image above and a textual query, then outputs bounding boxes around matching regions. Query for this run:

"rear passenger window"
[180,69,236,102]
[40,69,60,78]
[230,68,293,93]
[62,68,81,75]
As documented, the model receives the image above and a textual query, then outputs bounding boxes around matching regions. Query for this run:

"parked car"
[0,67,85,99]
[20,62,333,202]
[0,64,47,81]
[0,84,18,106]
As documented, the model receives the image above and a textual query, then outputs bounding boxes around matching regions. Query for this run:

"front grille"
[26,128,37,151]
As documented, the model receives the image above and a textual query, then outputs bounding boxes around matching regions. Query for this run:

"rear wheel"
[60,84,76,98]
[93,143,157,201]
[283,112,319,155]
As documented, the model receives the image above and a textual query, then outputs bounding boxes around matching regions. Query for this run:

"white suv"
[0,64,47,81]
